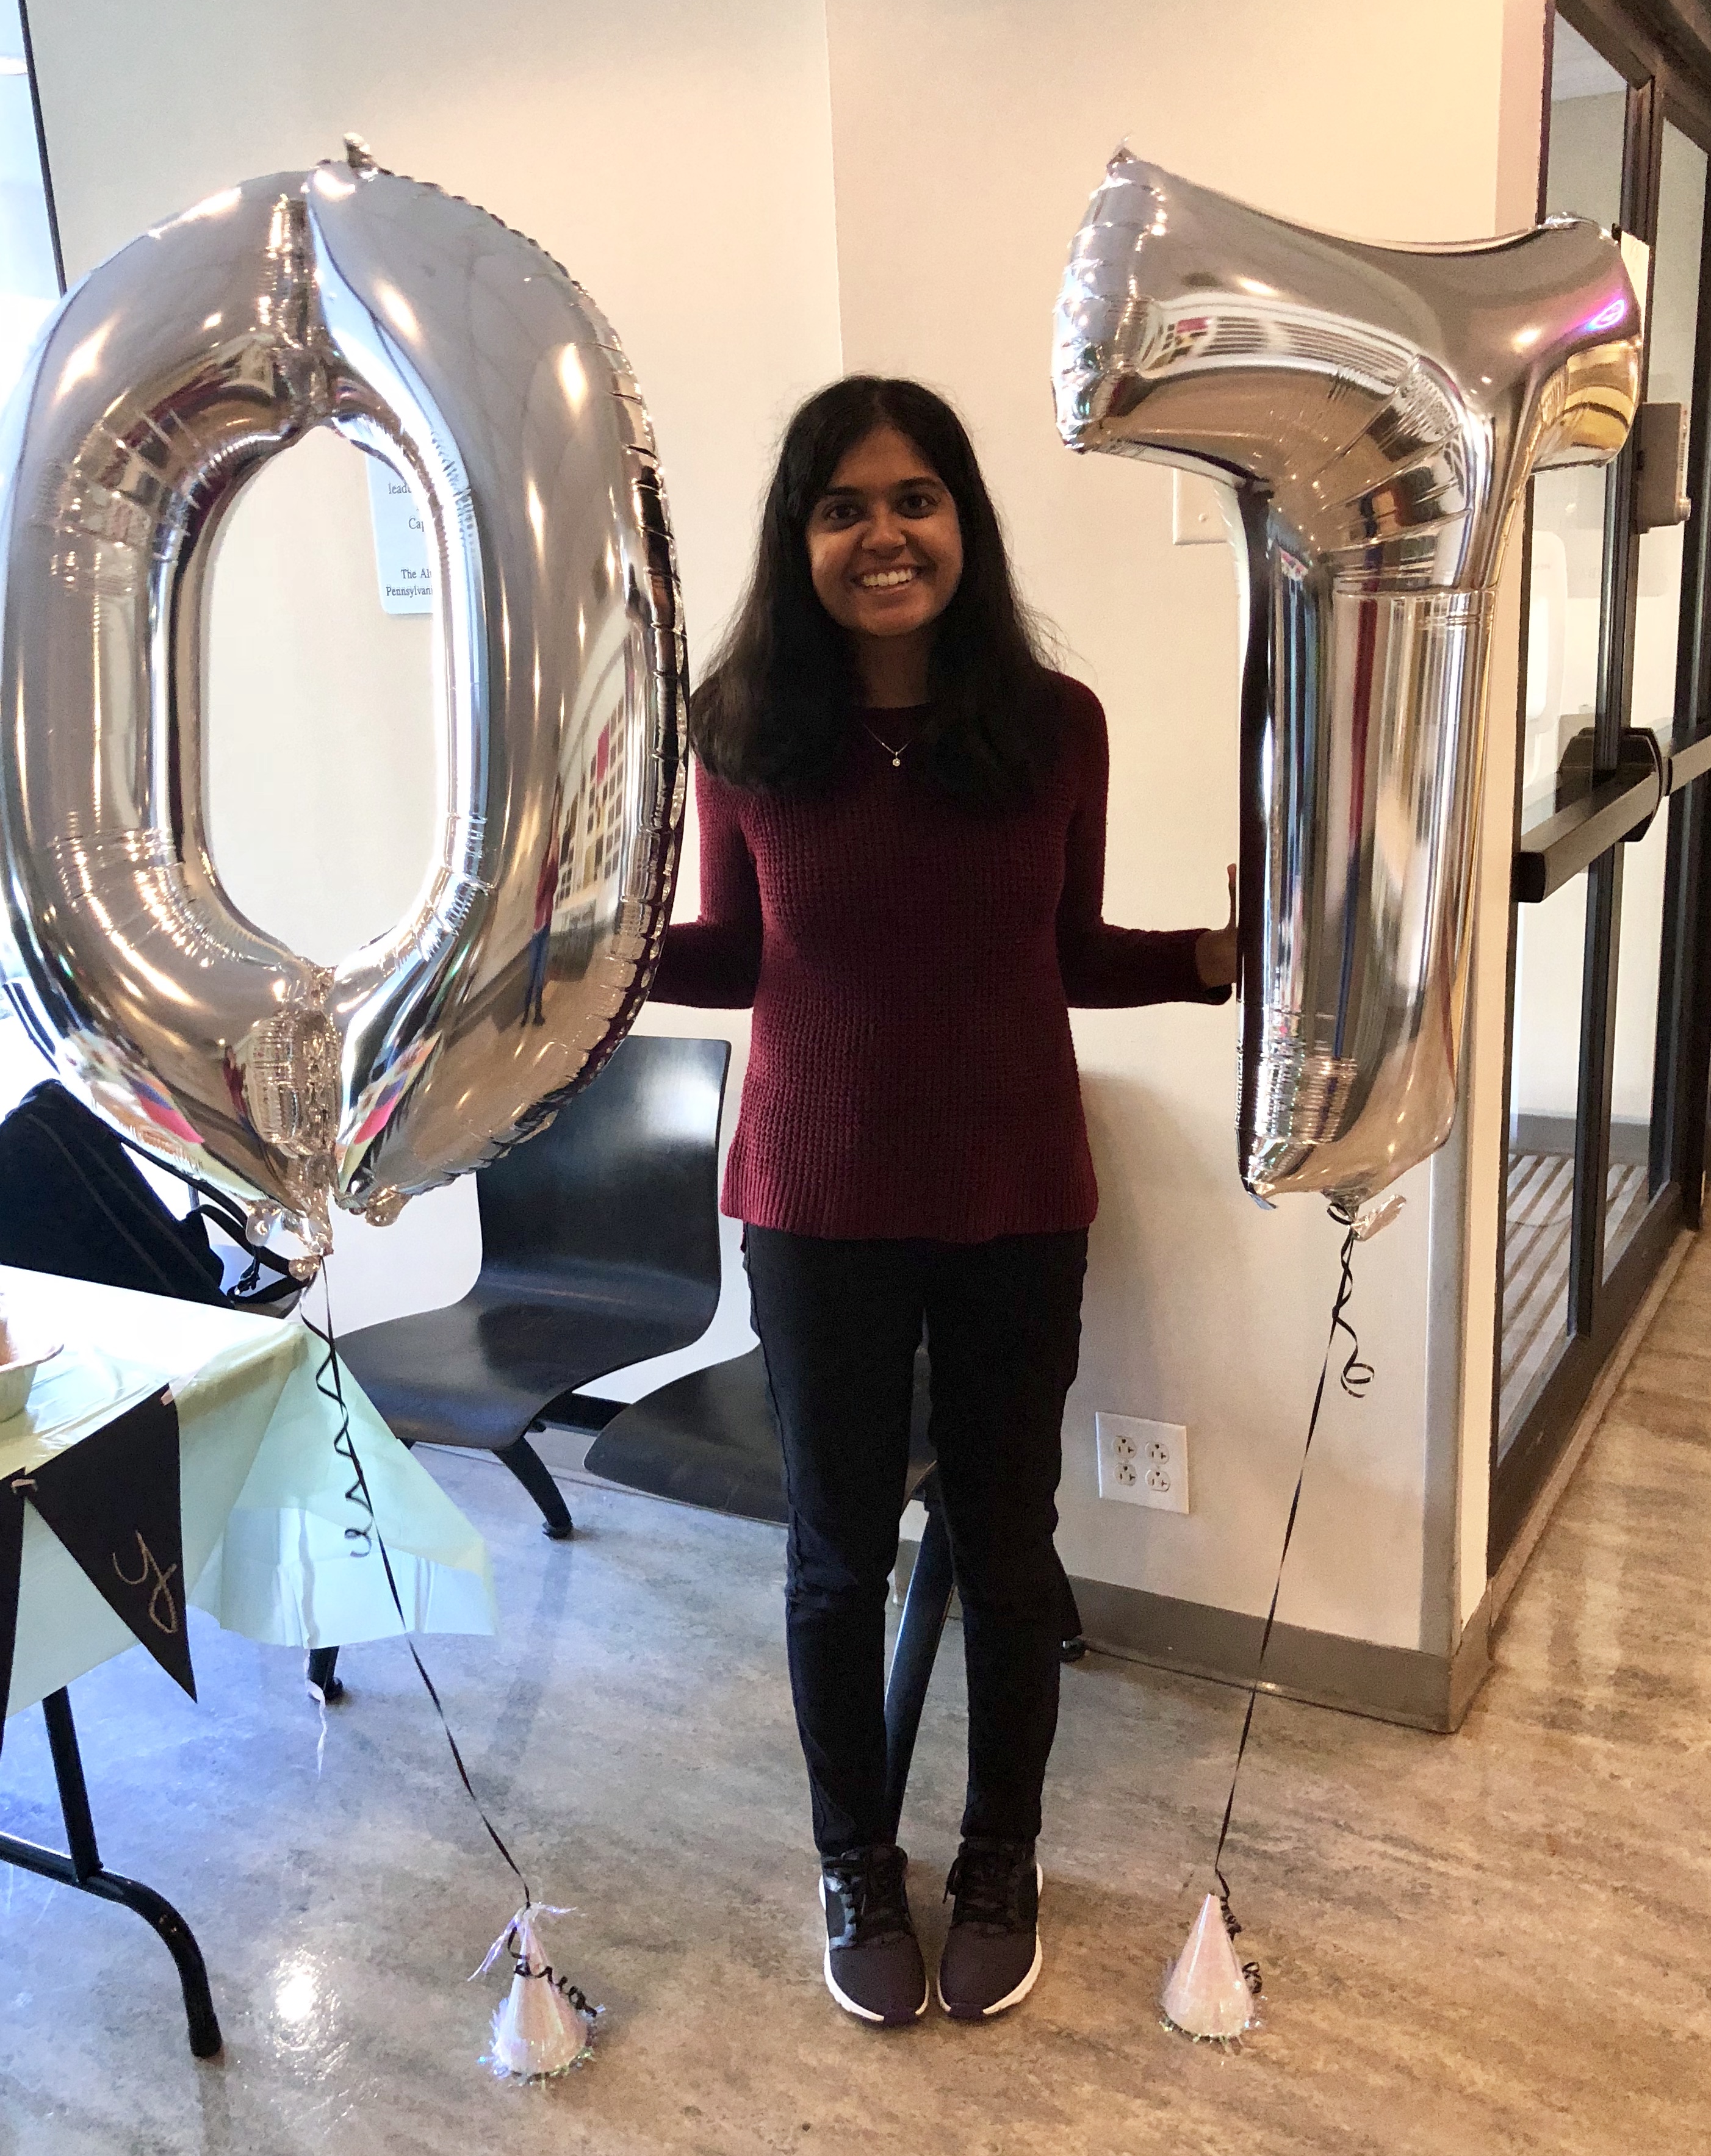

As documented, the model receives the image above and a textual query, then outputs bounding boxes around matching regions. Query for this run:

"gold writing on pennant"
[112,1531,181,1636]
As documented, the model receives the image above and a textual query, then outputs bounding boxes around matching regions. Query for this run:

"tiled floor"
[1,1240,1709,2153]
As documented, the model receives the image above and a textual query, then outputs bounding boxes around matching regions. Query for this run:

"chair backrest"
[475,1032,730,1309]
[0,1080,228,1305]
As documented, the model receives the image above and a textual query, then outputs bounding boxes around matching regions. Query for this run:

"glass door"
[1606,117,1708,1273]
[0,0,64,1119]
[1493,4,1711,1563]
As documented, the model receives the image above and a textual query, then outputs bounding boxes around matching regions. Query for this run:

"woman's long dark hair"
[691,377,1059,807]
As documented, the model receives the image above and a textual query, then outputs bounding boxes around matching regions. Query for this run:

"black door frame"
[1491,0,1711,1565]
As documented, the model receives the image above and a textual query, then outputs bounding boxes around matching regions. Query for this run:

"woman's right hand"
[1194,864,1238,988]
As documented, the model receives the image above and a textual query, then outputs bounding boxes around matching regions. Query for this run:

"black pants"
[744,1225,1088,1857]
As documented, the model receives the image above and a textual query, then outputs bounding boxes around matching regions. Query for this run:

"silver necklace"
[861,719,909,769]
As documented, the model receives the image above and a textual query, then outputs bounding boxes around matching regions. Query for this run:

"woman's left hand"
[1195,864,1239,988]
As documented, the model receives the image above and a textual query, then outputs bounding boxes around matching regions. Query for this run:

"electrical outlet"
[1171,468,1237,546]
[1095,1413,1190,1514]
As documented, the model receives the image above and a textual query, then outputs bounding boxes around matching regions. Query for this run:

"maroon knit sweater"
[649,674,1231,1241]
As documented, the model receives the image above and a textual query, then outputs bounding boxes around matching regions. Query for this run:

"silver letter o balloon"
[0,151,686,1265]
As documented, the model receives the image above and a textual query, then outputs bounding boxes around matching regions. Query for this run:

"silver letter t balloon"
[1054,149,1642,1208]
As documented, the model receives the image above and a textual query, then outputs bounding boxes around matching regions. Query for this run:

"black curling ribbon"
[1211,1202,1372,1996]
[0,1481,22,1757]
[300,1294,535,1907]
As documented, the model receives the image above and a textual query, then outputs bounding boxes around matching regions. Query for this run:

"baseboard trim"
[893,1547,1490,1734]
[1070,1575,1488,1733]
[1446,1587,1491,1730]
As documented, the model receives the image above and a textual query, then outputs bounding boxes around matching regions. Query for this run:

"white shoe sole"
[819,1874,928,2025]
[937,1863,1045,2019]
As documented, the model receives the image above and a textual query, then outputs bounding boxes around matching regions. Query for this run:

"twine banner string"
[1211,1200,1372,1993]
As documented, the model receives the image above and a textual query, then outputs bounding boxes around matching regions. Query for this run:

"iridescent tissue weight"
[0,146,687,1267]
[1054,149,1643,1206]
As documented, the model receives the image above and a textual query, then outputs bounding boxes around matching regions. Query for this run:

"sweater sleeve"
[1054,680,1233,1010]
[649,763,763,1008]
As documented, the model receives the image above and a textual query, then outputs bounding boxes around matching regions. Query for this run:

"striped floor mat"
[1500,1150,1649,1441]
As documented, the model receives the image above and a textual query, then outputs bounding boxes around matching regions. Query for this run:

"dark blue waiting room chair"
[319,1031,730,1695]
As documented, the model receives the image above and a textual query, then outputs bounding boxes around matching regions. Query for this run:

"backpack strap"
[112,1137,303,1306]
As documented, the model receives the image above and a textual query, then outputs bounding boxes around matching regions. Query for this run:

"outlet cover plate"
[1095,1412,1190,1514]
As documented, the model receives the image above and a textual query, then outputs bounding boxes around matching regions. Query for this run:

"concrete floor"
[1,1246,1709,2154]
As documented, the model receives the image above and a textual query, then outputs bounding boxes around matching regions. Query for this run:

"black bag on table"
[0,1079,295,1311]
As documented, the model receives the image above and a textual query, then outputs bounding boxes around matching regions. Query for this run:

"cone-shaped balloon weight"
[487,1911,594,2080]
[1161,1894,1256,2041]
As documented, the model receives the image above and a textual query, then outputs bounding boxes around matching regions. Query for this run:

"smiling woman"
[649,374,1235,2032]
[803,426,965,704]
[688,375,1059,805]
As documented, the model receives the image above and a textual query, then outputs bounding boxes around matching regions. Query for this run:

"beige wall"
[826,0,1541,1648]
[24,0,1551,1650]
[30,0,843,1358]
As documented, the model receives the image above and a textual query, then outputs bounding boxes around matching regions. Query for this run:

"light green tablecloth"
[0,1265,496,1717]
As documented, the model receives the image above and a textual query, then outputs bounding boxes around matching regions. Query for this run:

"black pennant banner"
[24,1387,196,1701]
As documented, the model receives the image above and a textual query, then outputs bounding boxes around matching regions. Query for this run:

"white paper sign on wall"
[364,460,434,615]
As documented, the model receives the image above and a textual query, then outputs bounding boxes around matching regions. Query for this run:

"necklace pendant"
[891,753,902,768]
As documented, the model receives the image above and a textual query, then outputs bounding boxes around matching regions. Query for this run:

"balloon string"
[300,1287,533,1908]
[306,1309,375,1557]
[1211,1201,1372,1993]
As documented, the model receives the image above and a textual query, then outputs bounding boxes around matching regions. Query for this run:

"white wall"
[24,0,1551,1650]
[30,0,844,1353]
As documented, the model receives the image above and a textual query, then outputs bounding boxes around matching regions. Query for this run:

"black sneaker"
[937,1839,1043,2019]
[818,1844,928,2026]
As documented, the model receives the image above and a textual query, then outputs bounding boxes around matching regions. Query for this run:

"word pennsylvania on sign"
[364,460,435,616]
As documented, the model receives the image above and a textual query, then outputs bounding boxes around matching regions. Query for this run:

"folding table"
[0,1265,496,2057]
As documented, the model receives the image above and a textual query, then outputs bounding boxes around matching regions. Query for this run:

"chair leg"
[495,1434,575,1539]
[882,1481,956,1844]
[1057,1556,1087,1664]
